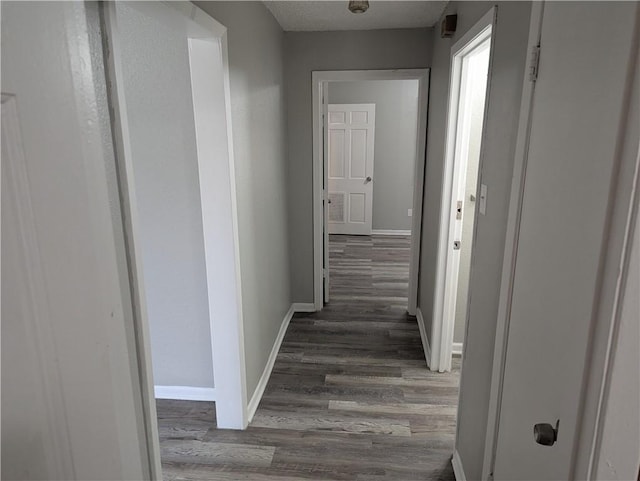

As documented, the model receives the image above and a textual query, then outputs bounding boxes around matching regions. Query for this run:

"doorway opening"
[324,80,420,316]
[431,9,494,373]
[312,70,430,316]
[102,2,246,476]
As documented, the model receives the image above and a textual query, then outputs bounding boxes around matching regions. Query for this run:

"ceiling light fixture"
[348,1,369,14]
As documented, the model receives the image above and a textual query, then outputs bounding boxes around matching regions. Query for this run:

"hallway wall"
[417,2,532,480]
[194,2,292,401]
[285,28,433,303]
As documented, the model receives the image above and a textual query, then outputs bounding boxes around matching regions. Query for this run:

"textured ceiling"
[264,1,448,31]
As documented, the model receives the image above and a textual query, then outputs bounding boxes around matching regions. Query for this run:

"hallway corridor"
[158,235,460,480]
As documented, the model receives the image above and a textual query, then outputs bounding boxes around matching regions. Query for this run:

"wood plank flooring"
[158,234,460,481]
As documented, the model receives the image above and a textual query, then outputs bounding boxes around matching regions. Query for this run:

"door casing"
[312,69,430,314]
[431,7,496,374]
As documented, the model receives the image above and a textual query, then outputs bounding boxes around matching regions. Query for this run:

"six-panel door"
[327,104,376,235]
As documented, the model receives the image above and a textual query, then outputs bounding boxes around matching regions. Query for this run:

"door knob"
[365,176,372,183]
[534,419,559,446]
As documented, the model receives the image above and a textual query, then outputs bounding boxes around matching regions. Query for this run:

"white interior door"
[327,104,375,235]
[492,3,638,480]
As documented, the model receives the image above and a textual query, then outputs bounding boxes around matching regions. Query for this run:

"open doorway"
[324,79,420,314]
[102,1,246,476]
[312,70,430,315]
[431,9,494,373]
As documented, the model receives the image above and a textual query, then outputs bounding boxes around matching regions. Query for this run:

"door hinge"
[529,45,541,82]
[323,268,328,278]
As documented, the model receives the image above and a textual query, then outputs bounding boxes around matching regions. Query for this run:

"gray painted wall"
[285,28,433,302]
[117,2,214,388]
[416,2,531,479]
[328,80,420,232]
[194,1,292,399]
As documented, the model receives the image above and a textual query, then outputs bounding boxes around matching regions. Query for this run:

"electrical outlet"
[408,208,413,217]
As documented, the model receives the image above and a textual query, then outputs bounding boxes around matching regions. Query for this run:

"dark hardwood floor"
[158,234,460,481]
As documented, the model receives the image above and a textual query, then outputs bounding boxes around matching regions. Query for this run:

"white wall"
[285,28,433,303]
[193,1,292,400]
[417,3,532,479]
[328,80,420,232]
[115,2,214,389]
[1,2,148,478]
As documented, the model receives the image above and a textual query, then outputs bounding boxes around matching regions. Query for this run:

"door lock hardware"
[453,241,461,250]
[456,200,463,219]
[534,419,559,446]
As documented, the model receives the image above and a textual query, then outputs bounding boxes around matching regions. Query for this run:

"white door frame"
[312,69,430,314]
[481,2,640,478]
[102,3,247,476]
[430,7,496,373]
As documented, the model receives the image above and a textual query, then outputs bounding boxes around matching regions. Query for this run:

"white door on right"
[493,3,638,480]
[327,104,375,235]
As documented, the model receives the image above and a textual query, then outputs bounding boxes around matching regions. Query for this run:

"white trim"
[100,5,162,476]
[415,308,432,369]
[431,7,496,374]
[154,386,216,402]
[246,304,296,423]
[481,4,543,478]
[452,342,463,356]
[187,31,247,430]
[313,69,430,315]
[371,229,412,236]
[452,450,467,481]
[292,302,316,313]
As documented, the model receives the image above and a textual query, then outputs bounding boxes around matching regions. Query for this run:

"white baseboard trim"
[452,450,467,481]
[452,342,463,356]
[371,229,412,236]
[154,385,216,401]
[246,304,295,423]
[416,308,432,369]
[292,302,316,312]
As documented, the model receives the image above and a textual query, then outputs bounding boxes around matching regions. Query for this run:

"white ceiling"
[263,1,448,32]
